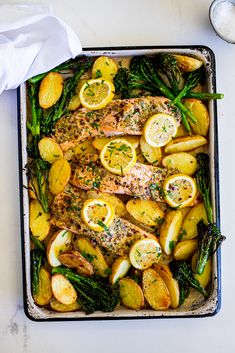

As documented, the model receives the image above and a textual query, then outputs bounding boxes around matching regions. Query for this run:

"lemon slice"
[144,113,178,147]
[129,238,162,270]
[163,174,197,208]
[100,138,137,175]
[81,198,115,232]
[79,78,115,110]
[92,56,118,81]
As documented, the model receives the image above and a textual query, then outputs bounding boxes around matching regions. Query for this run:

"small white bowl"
[209,0,235,43]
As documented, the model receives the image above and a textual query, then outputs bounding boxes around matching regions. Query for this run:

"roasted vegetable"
[170,260,208,306]
[48,158,71,195]
[31,249,44,296]
[52,267,119,314]
[29,200,50,240]
[51,273,77,305]
[119,278,144,310]
[195,153,225,275]
[39,72,63,109]
[156,53,183,95]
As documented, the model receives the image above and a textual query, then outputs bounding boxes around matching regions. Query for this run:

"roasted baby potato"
[153,264,180,309]
[142,268,171,310]
[92,136,139,151]
[38,137,63,163]
[86,191,126,217]
[191,252,212,288]
[173,55,203,72]
[162,152,197,175]
[159,210,183,255]
[68,94,81,111]
[164,135,207,154]
[92,56,118,81]
[175,124,189,137]
[58,250,94,276]
[181,202,208,240]
[173,239,198,260]
[39,72,63,109]
[51,273,77,305]
[47,230,73,267]
[140,136,162,165]
[184,99,210,136]
[126,199,164,227]
[109,256,132,285]
[33,268,52,306]
[76,237,109,277]
[48,158,71,195]
[64,140,96,160]
[119,278,144,310]
[50,298,80,312]
[29,200,50,241]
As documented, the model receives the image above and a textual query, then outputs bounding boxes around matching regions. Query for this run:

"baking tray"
[18,46,221,321]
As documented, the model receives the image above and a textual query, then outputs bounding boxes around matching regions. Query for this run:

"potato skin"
[184,99,210,136]
[33,268,52,306]
[38,137,63,163]
[159,210,183,255]
[173,55,203,72]
[162,152,197,176]
[39,72,63,109]
[29,200,50,241]
[142,268,171,310]
[173,239,198,260]
[119,278,144,310]
[58,250,94,276]
[50,298,80,312]
[47,230,73,267]
[126,198,164,226]
[49,158,71,195]
[181,203,208,240]
[153,264,180,309]
[164,135,207,154]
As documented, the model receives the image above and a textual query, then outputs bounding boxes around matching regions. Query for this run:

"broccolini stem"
[185,92,224,100]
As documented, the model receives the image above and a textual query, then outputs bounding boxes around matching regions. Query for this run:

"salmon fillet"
[53,96,181,151]
[51,188,155,256]
[70,154,170,202]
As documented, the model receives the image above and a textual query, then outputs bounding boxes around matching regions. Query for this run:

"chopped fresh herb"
[95,69,102,78]
[169,240,175,251]
[97,220,109,231]
[81,251,97,263]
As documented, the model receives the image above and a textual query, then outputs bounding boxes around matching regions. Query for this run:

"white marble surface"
[0,0,235,352]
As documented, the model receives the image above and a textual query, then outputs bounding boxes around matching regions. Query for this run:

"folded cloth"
[0,4,82,94]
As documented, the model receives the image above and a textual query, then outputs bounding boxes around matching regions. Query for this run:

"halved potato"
[119,278,144,310]
[51,274,77,305]
[33,268,52,306]
[48,158,71,195]
[29,200,50,241]
[47,230,73,267]
[142,268,171,310]
[140,136,162,165]
[64,140,96,160]
[92,136,139,151]
[159,210,183,255]
[153,264,180,309]
[126,199,164,227]
[38,137,63,163]
[173,55,203,72]
[58,250,94,276]
[175,124,189,137]
[191,252,212,288]
[173,239,198,260]
[164,135,207,154]
[184,99,210,136]
[76,237,109,277]
[50,298,80,312]
[39,72,63,109]
[86,191,126,217]
[188,145,208,157]
[181,202,208,240]
[109,256,131,285]
[162,152,197,176]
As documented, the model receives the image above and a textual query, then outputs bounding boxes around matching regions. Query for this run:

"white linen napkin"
[0,4,82,94]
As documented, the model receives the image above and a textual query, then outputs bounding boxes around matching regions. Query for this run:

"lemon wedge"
[129,238,162,270]
[79,78,115,110]
[81,198,115,232]
[163,174,197,208]
[144,113,178,147]
[100,138,137,175]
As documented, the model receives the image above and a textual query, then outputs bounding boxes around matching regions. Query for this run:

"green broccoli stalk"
[52,267,120,314]
[27,159,50,213]
[195,153,225,275]
[31,249,44,296]
[172,69,202,104]
[156,53,183,95]
[170,260,208,306]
